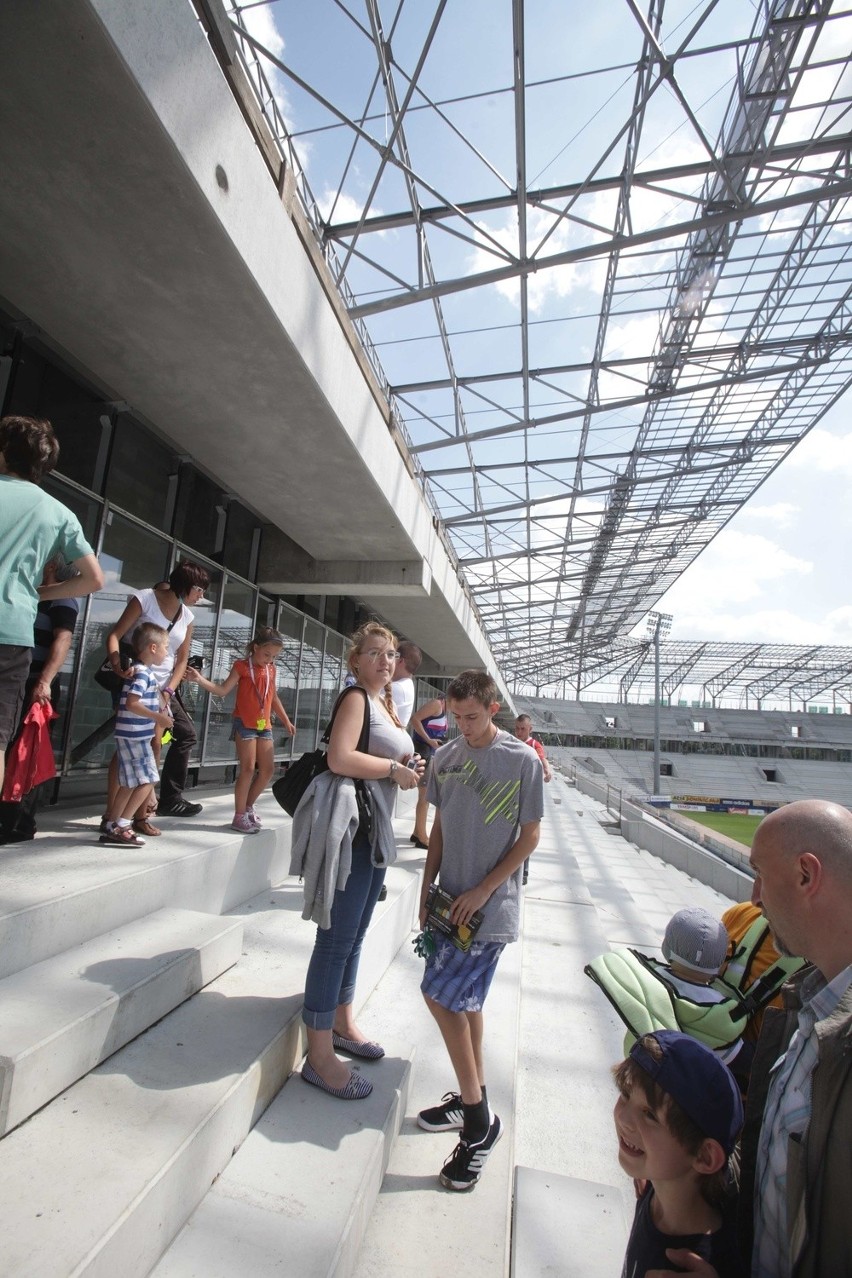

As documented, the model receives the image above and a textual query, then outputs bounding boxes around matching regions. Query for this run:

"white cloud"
[234,4,294,130]
[317,188,383,228]
[668,608,829,645]
[597,314,660,402]
[466,207,584,312]
[658,530,812,616]
[824,604,852,642]
[740,502,799,528]
[786,427,852,475]
[652,601,852,646]
[239,5,285,60]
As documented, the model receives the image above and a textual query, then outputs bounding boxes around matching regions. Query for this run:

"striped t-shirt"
[115,666,160,740]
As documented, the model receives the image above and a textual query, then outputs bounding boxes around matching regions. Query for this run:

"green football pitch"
[679,810,764,847]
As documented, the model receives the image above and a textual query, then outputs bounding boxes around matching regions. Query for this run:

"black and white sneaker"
[417,1091,465,1132]
[439,1113,503,1191]
[157,799,203,817]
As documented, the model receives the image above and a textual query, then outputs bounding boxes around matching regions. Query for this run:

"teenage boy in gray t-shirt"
[416,670,543,1191]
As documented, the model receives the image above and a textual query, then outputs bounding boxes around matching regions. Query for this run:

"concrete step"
[0,906,243,1136]
[150,1046,415,1278]
[513,792,631,1196]
[351,889,524,1276]
[0,853,421,1278]
[0,792,292,980]
[556,781,736,951]
[510,1169,628,1277]
[512,781,741,1252]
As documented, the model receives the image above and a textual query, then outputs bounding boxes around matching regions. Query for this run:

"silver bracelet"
[388,759,398,779]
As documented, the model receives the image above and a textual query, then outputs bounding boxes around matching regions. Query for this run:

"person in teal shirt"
[0,416,103,791]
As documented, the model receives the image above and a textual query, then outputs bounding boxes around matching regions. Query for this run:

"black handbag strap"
[321,685,370,753]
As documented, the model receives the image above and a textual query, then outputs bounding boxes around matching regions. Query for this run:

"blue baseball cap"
[629,1030,743,1155]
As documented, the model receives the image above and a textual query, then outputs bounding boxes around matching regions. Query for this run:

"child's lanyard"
[248,657,272,731]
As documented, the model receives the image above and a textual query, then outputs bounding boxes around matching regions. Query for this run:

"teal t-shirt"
[0,476,93,646]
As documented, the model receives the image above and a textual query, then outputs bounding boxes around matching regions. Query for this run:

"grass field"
[679,810,763,847]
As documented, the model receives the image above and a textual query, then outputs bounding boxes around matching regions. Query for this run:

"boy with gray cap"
[657,907,743,1069]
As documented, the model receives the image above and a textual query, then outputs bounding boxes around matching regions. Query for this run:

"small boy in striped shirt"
[100,623,172,847]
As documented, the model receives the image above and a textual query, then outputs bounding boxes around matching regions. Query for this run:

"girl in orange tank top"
[185,626,295,833]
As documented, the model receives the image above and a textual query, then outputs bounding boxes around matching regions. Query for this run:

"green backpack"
[585,917,804,1056]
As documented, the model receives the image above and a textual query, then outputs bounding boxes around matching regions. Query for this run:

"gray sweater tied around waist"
[289,770,398,929]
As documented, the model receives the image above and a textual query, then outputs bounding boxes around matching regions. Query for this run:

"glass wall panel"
[257,593,277,630]
[320,632,345,729]
[276,605,303,757]
[202,576,256,761]
[223,501,260,580]
[7,341,108,492]
[173,464,226,557]
[0,318,16,411]
[175,556,223,763]
[293,620,325,753]
[69,510,171,771]
[42,475,101,547]
[39,481,104,766]
[105,412,178,532]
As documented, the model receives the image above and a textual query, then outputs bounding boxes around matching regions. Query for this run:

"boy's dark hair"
[133,622,168,657]
[247,626,283,656]
[0,416,60,483]
[168,561,210,596]
[613,1037,728,1207]
[446,669,499,708]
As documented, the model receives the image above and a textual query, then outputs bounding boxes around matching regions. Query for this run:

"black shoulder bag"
[272,686,373,833]
[94,598,183,696]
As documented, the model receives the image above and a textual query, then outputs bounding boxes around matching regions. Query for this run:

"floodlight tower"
[646,611,673,795]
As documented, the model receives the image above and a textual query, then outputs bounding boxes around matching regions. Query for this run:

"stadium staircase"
[0,773,743,1278]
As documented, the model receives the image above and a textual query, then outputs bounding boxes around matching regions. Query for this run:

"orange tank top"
[233,658,275,726]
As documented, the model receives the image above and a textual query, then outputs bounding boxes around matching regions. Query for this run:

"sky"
[655,406,852,647]
[233,0,852,659]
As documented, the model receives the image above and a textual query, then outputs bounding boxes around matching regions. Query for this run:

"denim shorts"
[232,715,273,741]
[420,935,506,1013]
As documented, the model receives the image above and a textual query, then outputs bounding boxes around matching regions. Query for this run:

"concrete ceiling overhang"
[0,0,404,562]
[0,0,502,680]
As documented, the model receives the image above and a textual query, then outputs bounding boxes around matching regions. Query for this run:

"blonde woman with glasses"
[294,622,424,1099]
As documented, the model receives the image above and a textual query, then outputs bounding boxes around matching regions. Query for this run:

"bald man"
[650,799,852,1278]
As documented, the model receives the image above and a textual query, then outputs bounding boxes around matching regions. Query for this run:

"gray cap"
[662,907,728,976]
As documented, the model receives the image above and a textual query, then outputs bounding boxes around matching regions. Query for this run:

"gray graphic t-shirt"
[427,729,544,942]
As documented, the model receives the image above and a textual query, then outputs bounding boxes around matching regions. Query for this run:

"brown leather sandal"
[132,818,162,837]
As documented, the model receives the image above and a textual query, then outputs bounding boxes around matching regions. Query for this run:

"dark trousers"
[0,674,58,844]
[158,694,197,807]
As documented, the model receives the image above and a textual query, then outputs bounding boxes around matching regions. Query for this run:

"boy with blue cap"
[613,1029,746,1277]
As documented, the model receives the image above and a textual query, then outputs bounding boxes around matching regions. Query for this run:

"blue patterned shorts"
[420,935,506,1012]
[115,736,159,788]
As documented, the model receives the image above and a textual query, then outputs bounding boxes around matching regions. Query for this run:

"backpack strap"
[724,916,773,993]
[322,685,370,753]
[727,960,806,1023]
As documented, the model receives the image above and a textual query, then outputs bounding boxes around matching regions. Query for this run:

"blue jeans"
[302,832,386,1029]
